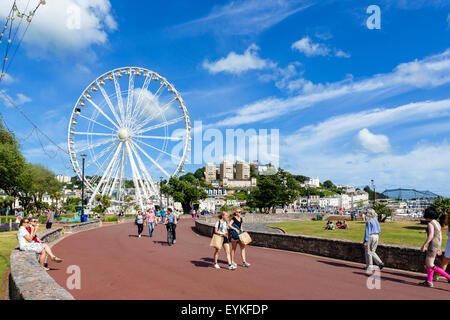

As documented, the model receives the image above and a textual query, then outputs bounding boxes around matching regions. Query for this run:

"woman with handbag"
[228,209,251,268]
[212,212,235,270]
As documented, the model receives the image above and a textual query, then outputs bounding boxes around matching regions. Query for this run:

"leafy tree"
[0,121,26,197]
[194,167,205,181]
[167,174,207,213]
[0,195,15,214]
[63,197,81,213]
[323,180,335,190]
[247,169,300,212]
[122,196,133,214]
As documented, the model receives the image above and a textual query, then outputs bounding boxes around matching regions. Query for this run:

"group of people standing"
[212,208,251,270]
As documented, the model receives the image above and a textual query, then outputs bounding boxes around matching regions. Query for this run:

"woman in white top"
[213,212,235,270]
[17,218,63,271]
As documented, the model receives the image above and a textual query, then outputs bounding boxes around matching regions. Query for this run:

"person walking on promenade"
[228,208,251,268]
[135,211,145,238]
[17,218,63,271]
[212,212,235,270]
[164,208,177,244]
[419,206,450,287]
[363,209,384,271]
[146,208,156,237]
[440,214,450,283]
[46,210,55,229]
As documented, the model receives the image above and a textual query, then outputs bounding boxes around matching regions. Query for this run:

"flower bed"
[0,223,18,232]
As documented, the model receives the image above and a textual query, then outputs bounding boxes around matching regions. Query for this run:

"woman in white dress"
[17,218,63,271]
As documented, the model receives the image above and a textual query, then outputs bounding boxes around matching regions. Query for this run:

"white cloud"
[356,128,390,153]
[335,49,351,58]
[282,99,450,153]
[203,44,275,75]
[281,141,450,197]
[291,36,330,57]
[209,48,450,127]
[171,0,313,36]
[0,0,117,57]
[1,92,32,107]
[0,73,16,84]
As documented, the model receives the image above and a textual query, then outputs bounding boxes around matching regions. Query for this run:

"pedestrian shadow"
[128,234,150,238]
[190,257,228,268]
[153,240,170,246]
[353,271,450,293]
[318,259,428,281]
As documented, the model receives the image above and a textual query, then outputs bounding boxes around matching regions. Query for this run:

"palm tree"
[432,197,450,225]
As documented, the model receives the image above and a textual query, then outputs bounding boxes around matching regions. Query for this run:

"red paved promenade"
[49,219,449,299]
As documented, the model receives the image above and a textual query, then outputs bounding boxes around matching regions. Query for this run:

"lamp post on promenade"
[159,176,163,210]
[81,154,87,223]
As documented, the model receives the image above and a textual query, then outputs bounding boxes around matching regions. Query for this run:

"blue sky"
[0,0,450,196]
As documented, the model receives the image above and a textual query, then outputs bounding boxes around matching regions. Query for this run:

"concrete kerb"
[9,219,103,300]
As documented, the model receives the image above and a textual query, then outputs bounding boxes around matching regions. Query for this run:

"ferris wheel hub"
[117,127,131,141]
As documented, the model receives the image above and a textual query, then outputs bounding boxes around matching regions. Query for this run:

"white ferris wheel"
[68,67,191,210]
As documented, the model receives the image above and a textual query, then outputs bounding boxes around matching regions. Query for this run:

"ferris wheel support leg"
[129,141,158,198]
[87,142,123,207]
[125,141,145,210]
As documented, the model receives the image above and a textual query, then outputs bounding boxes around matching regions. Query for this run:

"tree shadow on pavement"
[353,271,450,293]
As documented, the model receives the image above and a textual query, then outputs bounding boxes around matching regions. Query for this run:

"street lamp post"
[159,176,163,210]
[81,154,87,223]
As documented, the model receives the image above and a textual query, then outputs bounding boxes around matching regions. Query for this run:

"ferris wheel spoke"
[85,142,118,168]
[136,116,186,134]
[74,131,115,137]
[77,113,116,132]
[88,141,119,185]
[98,84,123,127]
[134,98,176,131]
[113,72,126,126]
[75,137,115,153]
[130,75,151,125]
[87,98,121,130]
[125,142,145,209]
[134,134,184,141]
[131,140,171,178]
[125,72,135,129]
[128,142,159,195]
[134,138,183,162]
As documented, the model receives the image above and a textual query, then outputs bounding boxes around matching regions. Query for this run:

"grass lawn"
[0,231,19,299]
[267,221,448,249]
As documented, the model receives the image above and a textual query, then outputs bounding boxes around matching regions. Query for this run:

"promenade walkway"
[48,218,449,299]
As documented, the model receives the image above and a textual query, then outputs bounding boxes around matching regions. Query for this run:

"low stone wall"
[118,216,135,224]
[9,219,102,300]
[199,212,326,224]
[195,220,442,273]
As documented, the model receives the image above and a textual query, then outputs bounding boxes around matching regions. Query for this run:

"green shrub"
[105,216,118,222]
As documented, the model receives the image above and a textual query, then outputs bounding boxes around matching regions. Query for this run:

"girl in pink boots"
[419,206,450,287]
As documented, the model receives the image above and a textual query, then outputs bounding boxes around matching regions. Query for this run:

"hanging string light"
[0,0,46,83]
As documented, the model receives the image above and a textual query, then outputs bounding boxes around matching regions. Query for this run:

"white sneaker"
[139,235,141,238]
[231,262,237,267]
[228,264,236,270]
[173,240,176,244]
[213,264,220,269]
[243,262,251,267]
